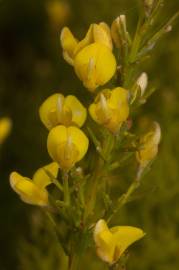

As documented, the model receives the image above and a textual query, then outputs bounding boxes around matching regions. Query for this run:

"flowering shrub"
[9,1,178,269]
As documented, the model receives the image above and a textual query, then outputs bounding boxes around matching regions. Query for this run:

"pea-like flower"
[94,219,145,265]
[74,43,116,91]
[39,93,87,130]
[89,87,129,133]
[47,125,89,171]
[0,117,12,144]
[10,162,59,206]
[136,122,161,168]
[60,22,113,65]
[60,23,116,91]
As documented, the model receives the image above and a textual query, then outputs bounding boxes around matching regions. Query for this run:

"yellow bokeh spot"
[46,0,70,28]
[0,117,12,144]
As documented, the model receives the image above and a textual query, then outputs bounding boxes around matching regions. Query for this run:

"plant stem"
[52,178,64,192]
[68,253,80,270]
[107,174,141,224]
[63,172,70,205]
[83,156,104,223]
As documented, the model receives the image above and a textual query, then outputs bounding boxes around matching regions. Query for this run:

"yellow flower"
[60,22,113,65]
[9,162,59,206]
[136,122,161,168]
[74,43,116,91]
[94,219,145,265]
[39,93,87,130]
[47,125,89,171]
[60,23,116,91]
[89,87,129,133]
[0,117,12,144]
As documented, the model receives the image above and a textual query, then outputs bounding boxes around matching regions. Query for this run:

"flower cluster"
[9,5,167,267]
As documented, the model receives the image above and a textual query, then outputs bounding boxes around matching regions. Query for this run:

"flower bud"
[111,15,128,48]
[47,125,89,171]
[94,219,145,265]
[0,117,12,144]
[89,87,129,133]
[136,72,148,96]
[9,162,58,206]
[144,0,155,16]
[39,93,87,130]
[136,122,161,167]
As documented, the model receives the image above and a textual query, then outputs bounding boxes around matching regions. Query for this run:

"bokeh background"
[0,0,179,269]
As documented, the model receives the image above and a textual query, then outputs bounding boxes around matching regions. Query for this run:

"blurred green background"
[0,0,179,269]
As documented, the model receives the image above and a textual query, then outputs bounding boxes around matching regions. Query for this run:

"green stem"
[107,174,141,224]
[44,168,63,192]
[63,172,70,206]
[83,157,104,223]
[52,178,64,192]
[68,253,80,270]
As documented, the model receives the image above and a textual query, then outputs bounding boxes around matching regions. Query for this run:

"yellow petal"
[94,220,115,264]
[111,15,127,48]
[64,95,87,127]
[68,126,89,161]
[108,87,128,109]
[94,219,109,242]
[110,226,145,257]
[99,22,111,38]
[10,172,48,206]
[39,93,64,130]
[33,162,59,189]
[89,88,129,133]
[39,93,87,129]
[94,220,145,264]
[93,23,113,50]
[0,117,12,144]
[89,103,99,123]
[74,24,94,55]
[47,125,89,170]
[74,43,116,91]
[136,122,161,167]
[60,27,78,65]
[108,87,129,129]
